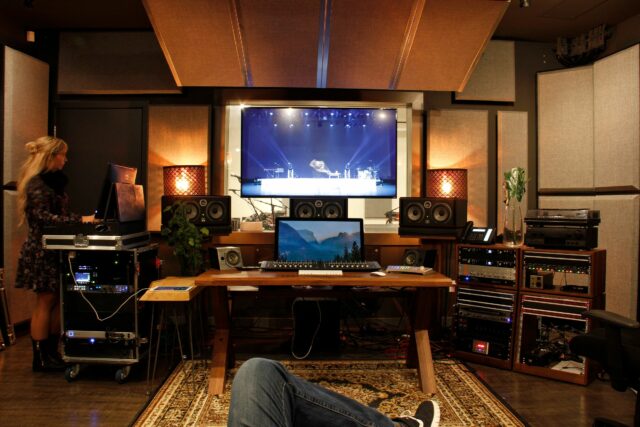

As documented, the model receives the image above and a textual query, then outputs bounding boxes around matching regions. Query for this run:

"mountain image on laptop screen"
[277,221,363,262]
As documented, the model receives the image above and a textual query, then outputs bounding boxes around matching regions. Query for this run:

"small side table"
[141,276,205,392]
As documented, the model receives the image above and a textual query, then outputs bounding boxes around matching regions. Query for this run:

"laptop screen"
[275,218,364,262]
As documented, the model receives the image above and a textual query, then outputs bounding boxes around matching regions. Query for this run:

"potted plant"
[161,202,210,276]
[502,167,527,246]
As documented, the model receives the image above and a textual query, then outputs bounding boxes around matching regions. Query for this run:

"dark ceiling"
[1,0,639,42]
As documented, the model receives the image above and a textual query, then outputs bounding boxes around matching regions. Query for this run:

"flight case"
[57,244,159,382]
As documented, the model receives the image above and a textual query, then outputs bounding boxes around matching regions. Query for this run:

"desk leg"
[208,287,230,395]
[412,288,437,395]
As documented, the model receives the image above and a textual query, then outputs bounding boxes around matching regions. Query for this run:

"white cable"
[66,253,148,322]
[290,298,322,360]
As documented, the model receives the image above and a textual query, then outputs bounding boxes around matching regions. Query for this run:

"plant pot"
[503,199,524,247]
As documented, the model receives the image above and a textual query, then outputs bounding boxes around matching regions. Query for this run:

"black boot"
[32,339,66,372]
[46,335,65,366]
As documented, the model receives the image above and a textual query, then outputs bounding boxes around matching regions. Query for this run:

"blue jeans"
[228,358,402,427]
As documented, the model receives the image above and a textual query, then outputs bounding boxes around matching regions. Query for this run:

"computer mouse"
[371,271,386,277]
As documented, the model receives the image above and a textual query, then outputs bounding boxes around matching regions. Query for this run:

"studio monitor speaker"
[402,248,437,268]
[398,197,467,236]
[210,246,243,270]
[161,195,232,235]
[290,198,348,219]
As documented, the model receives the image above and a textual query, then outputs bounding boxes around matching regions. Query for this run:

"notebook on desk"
[260,218,380,271]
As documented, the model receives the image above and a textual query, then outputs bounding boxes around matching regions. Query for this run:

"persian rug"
[133,359,527,427]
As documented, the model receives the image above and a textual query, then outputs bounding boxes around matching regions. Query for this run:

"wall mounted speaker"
[398,197,467,236]
[161,195,232,235]
[402,248,437,268]
[290,198,348,219]
[209,246,243,270]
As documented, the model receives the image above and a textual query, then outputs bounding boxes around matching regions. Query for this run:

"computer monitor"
[274,218,364,262]
[240,107,397,198]
[95,163,138,220]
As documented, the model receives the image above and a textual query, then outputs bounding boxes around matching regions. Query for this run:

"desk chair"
[569,309,640,427]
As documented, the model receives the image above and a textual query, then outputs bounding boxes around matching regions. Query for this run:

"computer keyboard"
[298,269,344,276]
[385,265,434,275]
[260,260,381,272]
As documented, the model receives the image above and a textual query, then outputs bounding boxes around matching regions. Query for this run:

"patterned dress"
[15,172,81,293]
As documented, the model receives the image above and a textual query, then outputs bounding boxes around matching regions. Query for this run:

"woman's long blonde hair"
[17,136,68,225]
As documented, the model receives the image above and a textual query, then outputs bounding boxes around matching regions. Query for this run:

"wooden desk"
[195,269,455,396]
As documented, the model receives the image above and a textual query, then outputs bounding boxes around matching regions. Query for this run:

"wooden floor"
[0,333,637,427]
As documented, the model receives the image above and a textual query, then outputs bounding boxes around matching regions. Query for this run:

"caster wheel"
[65,364,81,382]
[115,365,131,383]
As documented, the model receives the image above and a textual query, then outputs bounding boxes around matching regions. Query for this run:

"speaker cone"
[432,203,452,223]
[406,202,425,223]
[404,252,418,266]
[206,201,225,221]
[322,202,343,219]
[183,201,200,221]
[225,250,241,267]
[295,202,315,218]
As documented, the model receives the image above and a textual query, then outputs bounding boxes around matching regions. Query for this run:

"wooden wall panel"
[3,47,49,325]
[593,44,640,190]
[497,111,528,230]
[147,105,210,231]
[456,40,515,102]
[539,195,639,319]
[427,109,488,226]
[537,67,594,190]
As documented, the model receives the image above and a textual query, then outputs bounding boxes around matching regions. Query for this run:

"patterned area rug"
[134,359,527,427]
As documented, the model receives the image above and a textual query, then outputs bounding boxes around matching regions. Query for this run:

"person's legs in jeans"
[228,357,397,427]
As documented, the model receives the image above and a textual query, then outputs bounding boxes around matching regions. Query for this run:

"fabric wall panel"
[537,67,594,190]
[427,109,488,226]
[2,47,48,325]
[147,105,210,231]
[593,44,640,190]
[497,111,528,231]
[455,40,515,102]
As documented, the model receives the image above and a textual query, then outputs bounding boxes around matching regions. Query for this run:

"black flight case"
[44,229,158,382]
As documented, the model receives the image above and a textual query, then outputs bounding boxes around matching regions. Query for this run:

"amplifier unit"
[525,226,598,250]
[457,245,518,287]
[521,249,605,298]
[454,287,516,367]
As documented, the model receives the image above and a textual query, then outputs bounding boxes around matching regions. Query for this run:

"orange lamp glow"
[426,169,467,199]
[163,165,206,196]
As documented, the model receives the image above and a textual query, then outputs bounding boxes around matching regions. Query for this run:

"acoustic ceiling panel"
[143,0,244,87]
[397,0,509,91]
[327,0,414,89]
[143,0,508,90]
[239,0,319,88]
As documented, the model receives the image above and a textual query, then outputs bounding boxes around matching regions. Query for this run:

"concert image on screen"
[275,218,364,262]
[240,107,397,198]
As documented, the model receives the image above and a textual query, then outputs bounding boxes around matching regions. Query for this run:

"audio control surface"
[260,260,381,272]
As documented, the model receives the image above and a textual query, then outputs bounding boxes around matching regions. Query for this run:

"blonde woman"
[15,136,94,372]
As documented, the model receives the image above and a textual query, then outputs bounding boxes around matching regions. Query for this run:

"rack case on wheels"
[54,242,159,382]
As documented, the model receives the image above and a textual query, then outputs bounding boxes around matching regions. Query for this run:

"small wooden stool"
[141,276,205,392]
